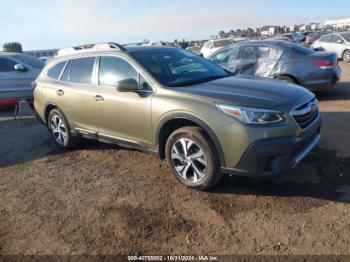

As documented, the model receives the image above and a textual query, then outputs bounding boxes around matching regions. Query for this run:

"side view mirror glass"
[14,64,26,71]
[337,39,344,44]
[115,78,139,92]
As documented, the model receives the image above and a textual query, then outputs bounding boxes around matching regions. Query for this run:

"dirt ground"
[1,63,350,256]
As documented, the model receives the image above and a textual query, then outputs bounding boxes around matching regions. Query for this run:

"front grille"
[291,98,319,129]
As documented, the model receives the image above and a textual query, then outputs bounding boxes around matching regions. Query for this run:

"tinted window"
[0,57,16,72]
[13,54,44,68]
[47,61,66,79]
[61,61,71,82]
[69,57,95,84]
[130,49,229,87]
[99,56,138,86]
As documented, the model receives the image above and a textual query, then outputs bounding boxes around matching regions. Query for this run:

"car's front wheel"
[48,109,76,148]
[165,127,222,190]
[342,50,350,62]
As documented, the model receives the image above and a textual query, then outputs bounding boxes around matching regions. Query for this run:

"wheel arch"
[276,74,299,84]
[156,113,225,167]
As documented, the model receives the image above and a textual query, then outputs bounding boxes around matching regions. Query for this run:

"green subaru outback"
[34,43,321,190]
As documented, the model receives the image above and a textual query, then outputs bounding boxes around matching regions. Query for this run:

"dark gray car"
[0,52,44,100]
[208,40,341,92]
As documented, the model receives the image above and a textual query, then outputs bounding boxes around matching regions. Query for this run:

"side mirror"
[337,39,344,44]
[14,64,26,72]
[115,78,139,92]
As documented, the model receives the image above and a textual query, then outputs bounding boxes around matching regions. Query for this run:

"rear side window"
[99,56,138,86]
[291,43,314,55]
[47,61,66,79]
[320,35,332,42]
[0,57,16,72]
[209,46,238,64]
[69,57,95,84]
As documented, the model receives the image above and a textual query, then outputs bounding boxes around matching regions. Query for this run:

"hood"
[174,76,310,109]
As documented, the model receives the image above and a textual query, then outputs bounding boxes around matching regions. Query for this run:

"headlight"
[217,104,284,124]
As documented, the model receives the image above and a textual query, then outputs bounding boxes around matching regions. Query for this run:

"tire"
[277,75,297,84]
[165,126,222,190]
[342,50,350,62]
[47,109,77,148]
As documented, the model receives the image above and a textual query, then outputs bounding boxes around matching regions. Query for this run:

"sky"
[0,0,350,51]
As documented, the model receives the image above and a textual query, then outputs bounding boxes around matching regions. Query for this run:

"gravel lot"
[0,62,350,255]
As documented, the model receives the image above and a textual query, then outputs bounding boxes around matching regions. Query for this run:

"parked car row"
[312,32,350,62]
[207,40,341,92]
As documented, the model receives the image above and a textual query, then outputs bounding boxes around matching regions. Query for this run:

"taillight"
[31,81,37,91]
[312,60,333,69]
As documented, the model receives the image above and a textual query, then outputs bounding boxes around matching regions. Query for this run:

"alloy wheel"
[50,114,67,145]
[344,50,350,62]
[171,138,208,182]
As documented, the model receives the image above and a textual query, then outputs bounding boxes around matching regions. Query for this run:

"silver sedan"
[312,32,350,62]
[0,53,44,100]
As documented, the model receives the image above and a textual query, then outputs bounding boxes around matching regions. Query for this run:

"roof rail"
[55,42,125,57]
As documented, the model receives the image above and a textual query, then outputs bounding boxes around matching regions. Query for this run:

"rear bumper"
[221,116,321,177]
[303,67,341,92]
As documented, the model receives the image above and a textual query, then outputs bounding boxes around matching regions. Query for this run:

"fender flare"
[155,112,226,167]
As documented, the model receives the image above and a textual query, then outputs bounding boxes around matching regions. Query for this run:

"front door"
[92,55,153,146]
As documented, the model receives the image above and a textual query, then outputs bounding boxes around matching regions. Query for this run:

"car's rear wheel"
[48,109,76,148]
[165,126,222,190]
[342,50,350,62]
[277,75,297,84]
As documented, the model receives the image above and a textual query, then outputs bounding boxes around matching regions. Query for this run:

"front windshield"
[213,39,234,48]
[130,48,230,87]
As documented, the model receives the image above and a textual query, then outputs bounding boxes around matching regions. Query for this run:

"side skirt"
[72,128,159,157]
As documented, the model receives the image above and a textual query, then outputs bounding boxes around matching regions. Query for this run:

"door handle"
[93,95,104,102]
[56,89,64,96]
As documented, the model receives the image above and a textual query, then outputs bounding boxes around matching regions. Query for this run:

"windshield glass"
[130,48,230,87]
[13,54,44,68]
[341,33,350,42]
[213,39,234,48]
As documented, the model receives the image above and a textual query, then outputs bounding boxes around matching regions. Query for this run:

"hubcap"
[50,114,67,145]
[171,138,208,183]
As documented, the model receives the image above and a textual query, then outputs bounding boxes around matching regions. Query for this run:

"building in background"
[24,49,58,58]
[324,18,350,29]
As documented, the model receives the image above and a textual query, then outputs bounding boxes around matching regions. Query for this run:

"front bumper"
[221,116,321,177]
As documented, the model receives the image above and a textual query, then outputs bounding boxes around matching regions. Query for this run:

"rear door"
[52,56,98,132]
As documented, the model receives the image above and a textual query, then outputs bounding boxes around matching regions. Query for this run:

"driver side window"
[0,58,16,72]
[99,56,138,87]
